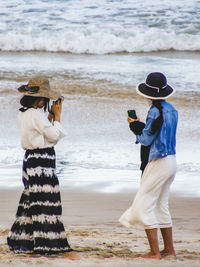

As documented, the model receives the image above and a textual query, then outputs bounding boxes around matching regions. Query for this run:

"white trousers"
[119,155,176,230]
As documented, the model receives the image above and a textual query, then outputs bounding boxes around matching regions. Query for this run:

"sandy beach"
[0,188,199,267]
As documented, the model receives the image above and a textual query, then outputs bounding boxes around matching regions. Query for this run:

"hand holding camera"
[54,96,64,104]
[50,96,64,122]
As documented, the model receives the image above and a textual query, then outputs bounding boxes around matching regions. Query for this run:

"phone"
[127,109,137,119]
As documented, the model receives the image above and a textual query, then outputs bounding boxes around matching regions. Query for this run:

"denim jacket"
[136,100,178,162]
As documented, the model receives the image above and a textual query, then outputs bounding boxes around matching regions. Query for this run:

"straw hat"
[18,76,60,99]
[136,72,175,100]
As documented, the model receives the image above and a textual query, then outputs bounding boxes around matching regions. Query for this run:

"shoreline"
[1,50,200,58]
[0,188,199,266]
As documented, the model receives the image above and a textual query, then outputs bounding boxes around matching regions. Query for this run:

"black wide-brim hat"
[136,72,175,100]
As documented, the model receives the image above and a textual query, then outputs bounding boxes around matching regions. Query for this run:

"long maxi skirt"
[119,155,176,230]
[7,147,72,255]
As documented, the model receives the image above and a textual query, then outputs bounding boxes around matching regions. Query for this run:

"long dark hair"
[150,100,163,134]
[20,95,50,112]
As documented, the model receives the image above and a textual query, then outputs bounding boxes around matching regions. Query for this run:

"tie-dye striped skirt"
[7,147,72,255]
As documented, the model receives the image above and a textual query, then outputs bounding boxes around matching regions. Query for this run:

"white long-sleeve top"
[18,108,66,150]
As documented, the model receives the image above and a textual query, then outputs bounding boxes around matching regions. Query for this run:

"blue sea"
[0,0,200,196]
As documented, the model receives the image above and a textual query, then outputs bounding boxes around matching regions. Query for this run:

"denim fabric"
[136,100,178,162]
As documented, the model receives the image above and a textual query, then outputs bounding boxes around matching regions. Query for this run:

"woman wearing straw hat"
[119,72,178,259]
[7,76,79,260]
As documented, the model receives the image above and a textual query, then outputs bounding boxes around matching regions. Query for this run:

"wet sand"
[0,188,200,266]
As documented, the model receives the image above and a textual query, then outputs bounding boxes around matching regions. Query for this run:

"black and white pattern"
[7,147,72,255]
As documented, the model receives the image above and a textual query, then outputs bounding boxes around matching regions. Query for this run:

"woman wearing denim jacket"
[119,72,178,259]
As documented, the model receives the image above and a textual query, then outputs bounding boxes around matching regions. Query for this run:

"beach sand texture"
[0,189,199,266]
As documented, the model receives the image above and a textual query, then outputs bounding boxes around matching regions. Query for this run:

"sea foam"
[0,29,200,54]
[1,0,199,54]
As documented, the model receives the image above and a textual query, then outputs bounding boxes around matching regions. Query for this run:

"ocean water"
[0,0,200,196]
[1,0,200,53]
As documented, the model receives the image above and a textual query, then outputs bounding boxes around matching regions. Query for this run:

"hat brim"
[23,89,61,100]
[136,83,175,100]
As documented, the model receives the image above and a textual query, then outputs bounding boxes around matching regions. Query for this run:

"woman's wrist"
[48,112,54,122]
[54,114,61,122]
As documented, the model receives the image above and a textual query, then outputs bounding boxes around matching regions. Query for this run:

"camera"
[55,96,64,104]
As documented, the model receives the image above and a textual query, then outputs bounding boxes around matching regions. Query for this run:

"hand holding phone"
[127,109,137,119]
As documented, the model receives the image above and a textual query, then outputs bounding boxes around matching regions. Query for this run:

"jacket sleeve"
[136,112,159,146]
[31,110,66,144]
[129,121,145,135]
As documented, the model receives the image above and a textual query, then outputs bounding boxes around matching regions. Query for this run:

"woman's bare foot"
[62,251,80,260]
[136,252,161,259]
[160,249,176,257]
